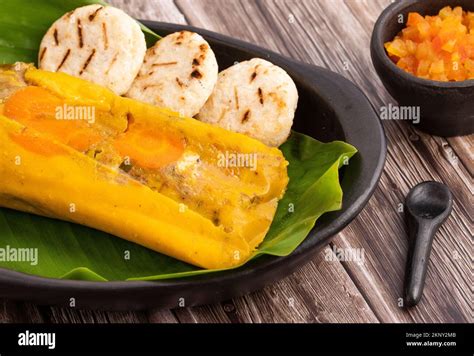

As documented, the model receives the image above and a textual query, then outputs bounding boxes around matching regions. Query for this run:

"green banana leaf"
[0,132,356,281]
[0,0,160,65]
[0,0,357,281]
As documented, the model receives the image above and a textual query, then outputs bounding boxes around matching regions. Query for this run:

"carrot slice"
[114,127,185,169]
[4,86,60,122]
[3,86,101,151]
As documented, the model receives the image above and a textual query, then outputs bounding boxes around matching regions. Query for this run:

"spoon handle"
[404,218,436,307]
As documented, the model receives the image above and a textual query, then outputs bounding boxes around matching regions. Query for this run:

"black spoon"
[404,181,453,307]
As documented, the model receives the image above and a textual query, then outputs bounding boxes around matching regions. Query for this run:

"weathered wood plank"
[252,0,471,322]
[172,248,378,323]
[38,306,150,323]
[147,309,180,323]
[238,247,378,323]
[109,0,186,23]
[176,0,286,53]
[174,0,472,323]
[0,301,45,323]
[340,0,472,322]
[0,299,155,323]
[447,135,474,177]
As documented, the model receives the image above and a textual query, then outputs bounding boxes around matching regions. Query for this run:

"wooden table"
[1,0,471,323]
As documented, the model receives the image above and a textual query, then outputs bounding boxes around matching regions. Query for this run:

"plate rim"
[0,21,386,310]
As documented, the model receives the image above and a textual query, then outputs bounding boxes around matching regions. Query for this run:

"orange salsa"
[385,6,474,81]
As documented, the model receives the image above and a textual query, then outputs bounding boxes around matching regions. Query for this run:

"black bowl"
[371,0,474,137]
[0,22,386,310]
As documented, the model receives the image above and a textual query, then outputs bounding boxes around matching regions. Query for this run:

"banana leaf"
[0,0,357,281]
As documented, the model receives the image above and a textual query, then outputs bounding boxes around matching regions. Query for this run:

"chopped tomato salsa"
[385,6,474,81]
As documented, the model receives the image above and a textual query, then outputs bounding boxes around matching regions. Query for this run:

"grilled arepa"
[38,4,146,95]
[127,31,218,117]
[198,58,298,147]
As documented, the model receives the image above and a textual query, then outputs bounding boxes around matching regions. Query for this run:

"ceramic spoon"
[404,181,453,307]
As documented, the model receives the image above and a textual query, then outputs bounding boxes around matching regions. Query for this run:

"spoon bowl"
[406,182,453,221]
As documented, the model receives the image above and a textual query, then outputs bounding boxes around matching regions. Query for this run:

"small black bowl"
[371,0,474,137]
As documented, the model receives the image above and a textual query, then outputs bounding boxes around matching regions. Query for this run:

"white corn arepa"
[197,58,298,147]
[39,4,146,95]
[126,31,218,117]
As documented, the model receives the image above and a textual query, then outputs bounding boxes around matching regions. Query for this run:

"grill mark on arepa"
[57,49,71,71]
[143,83,164,91]
[234,87,240,110]
[250,64,260,83]
[176,77,185,87]
[53,29,59,46]
[191,69,203,79]
[105,53,118,75]
[152,61,178,67]
[39,47,47,62]
[89,6,104,21]
[77,19,84,48]
[250,71,257,82]
[102,23,109,50]
[194,44,208,66]
[175,31,186,45]
[258,87,264,104]
[241,109,251,123]
[80,49,96,75]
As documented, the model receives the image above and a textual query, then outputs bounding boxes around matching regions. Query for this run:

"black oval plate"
[0,22,386,310]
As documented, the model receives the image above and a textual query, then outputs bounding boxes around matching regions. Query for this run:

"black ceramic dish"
[371,0,474,137]
[0,22,386,310]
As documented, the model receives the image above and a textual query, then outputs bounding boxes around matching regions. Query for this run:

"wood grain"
[1,0,471,324]
[109,0,186,23]
[172,248,378,323]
